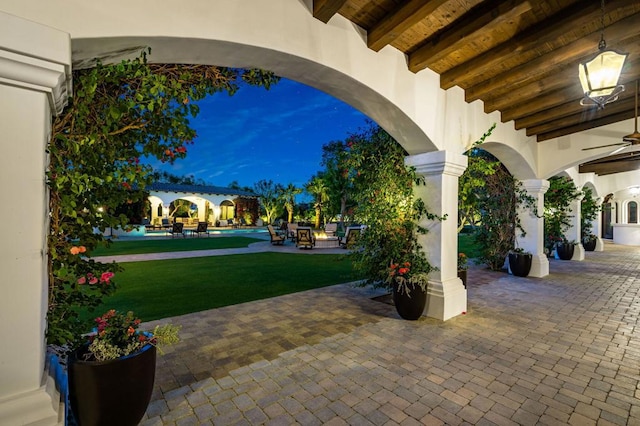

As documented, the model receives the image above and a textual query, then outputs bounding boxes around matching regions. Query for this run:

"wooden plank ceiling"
[312,0,640,173]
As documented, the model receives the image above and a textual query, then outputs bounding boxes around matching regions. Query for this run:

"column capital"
[405,150,468,178]
[521,179,550,194]
[0,12,71,115]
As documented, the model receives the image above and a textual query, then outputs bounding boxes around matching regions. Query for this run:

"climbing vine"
[47,50,279,345]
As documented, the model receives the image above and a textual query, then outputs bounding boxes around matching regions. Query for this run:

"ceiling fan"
[582,80,640,151]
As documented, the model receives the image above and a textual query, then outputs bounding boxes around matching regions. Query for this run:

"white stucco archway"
[4,3,640,423]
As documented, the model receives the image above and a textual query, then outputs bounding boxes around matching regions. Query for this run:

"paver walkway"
[138,242,640,425]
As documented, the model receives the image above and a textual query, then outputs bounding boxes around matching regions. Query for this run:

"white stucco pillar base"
[519,180,549,277]
[529,254,549,278]
[406,150,468,321]
[572,244,586,260]
[595,237,605,251]
[0,11,70,426]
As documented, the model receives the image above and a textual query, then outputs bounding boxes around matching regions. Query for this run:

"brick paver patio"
[140,242,640,425]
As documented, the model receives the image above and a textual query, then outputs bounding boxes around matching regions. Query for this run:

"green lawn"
[92,237,264,256]
[82,253,358,322]
[458,233,481,259]
[79,232,479,325]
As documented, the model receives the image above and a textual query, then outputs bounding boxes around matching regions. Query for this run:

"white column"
[568,194,585,261]
[406,150,468,321]
[519,179,550,277]
[593,199,604,251]
[0,12,70,425]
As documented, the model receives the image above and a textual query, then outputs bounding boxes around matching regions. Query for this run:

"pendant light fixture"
[579,0,627,109]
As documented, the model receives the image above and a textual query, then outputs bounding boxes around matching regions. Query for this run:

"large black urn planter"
[68,343,156,426]
[556,243,575,260]
[583,238,597,251]
[392,282,427,320]
[508,252,532,277]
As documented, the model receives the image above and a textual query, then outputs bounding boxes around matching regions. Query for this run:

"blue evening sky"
[147,78,371,190]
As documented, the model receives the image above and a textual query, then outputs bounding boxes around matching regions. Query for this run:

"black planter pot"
[556,243,575,260]
[508,253,532,277]
[457,269,467,288]
[583,238,597,251]
[392,282,427,320]
[68,344,156,426]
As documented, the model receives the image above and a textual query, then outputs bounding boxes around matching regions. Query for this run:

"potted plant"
[544,176,581,260]
[508,247,532,277]
[387,259,430,320]
[458,124,538,272]
[555,238,577,260]
[343,125,441,320]
[581,186,600,252]
[68,309,180,426]
[582,233,597,251]
[457,253,468,288]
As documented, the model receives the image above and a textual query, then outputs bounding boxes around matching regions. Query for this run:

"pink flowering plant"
[80,310,180,362]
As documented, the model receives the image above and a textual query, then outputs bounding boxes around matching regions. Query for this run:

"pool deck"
[133,241,640,425]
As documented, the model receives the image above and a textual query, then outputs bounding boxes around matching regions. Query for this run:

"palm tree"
[305,174,329,228]
[279,183,302,223]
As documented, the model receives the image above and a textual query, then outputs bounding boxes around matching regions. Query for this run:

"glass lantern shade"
[579,49,627,99]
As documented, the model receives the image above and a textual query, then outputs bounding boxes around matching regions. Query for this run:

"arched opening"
[602,194,614,239]
[219,200,235,221]
[628,201,638,224]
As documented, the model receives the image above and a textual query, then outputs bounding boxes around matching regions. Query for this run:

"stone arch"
[473,141,537,180]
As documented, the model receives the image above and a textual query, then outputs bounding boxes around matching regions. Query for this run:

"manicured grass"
[83,253,358,322]
[92,237,264,256]
[458,232,482,259]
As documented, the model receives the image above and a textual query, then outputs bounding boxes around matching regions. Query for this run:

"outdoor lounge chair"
[169,222,185,238]
[340,226,360,249]
[287,223,298,241]
[192,221,210,237]
[296,227,315,249]
[267,225,286,245]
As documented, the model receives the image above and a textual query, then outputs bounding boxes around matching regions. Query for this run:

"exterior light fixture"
[579,0,627,109]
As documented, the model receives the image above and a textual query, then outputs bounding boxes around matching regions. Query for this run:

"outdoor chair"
[340,226,360,249]
[296,227,315,249]
[161,218,172,231]
[192,221,210,237]
[267,225,286,245]
[287,223,298,241]
[169,222,185,238]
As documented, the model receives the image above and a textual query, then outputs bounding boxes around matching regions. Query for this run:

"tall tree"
[253,179,282,224]
[305,174,329,228]
[321,140,354,226]
[278,183,302,223]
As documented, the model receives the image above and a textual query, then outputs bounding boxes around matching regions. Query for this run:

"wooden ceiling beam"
[440,0,605,90]
[367,0,449,52]
[525,97,635,136]
[483,67,576,113]
[537,109,636,142]
[513,63,640,130]
[501,86,585,123]
[464,14,640,103]
[579,159,640,175]
[483,57,640,116]
[313,0,348,23]
[408,0,533,72]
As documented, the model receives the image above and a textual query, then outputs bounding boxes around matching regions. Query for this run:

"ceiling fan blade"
[582,142,629,151]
